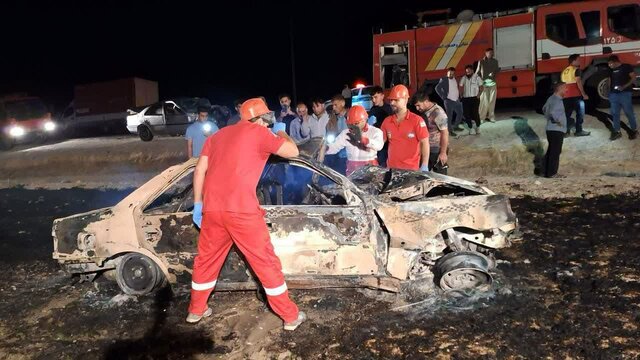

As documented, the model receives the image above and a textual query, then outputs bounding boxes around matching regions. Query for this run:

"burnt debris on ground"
[0,189,639,358]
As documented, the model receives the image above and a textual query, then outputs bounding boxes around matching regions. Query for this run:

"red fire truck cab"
[373,0,640,106]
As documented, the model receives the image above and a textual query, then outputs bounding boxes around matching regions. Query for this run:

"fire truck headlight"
[44,121,56,132]
[9,126,25,137]
[326,134,336,144]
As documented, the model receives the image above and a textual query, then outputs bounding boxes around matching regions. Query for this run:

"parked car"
[351,86,375,111]
[126,100,194,141]
[52,138,518,296]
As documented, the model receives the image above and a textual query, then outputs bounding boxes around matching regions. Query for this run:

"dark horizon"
[1,0,573,111]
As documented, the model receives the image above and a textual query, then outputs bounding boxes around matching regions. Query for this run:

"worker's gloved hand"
[192,202,203,228]
[368,115,376,125]
[420,164,430,172]
[272,122,286,134]
[347,125,363,146]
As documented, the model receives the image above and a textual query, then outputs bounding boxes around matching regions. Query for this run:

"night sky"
[1,0,572,111]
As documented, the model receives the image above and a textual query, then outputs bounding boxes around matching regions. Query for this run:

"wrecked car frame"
[52,139,517,295]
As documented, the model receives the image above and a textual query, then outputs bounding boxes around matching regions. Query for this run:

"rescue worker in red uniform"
[325,105,384,176]
[187,98,307,331]
[380,85,430,171]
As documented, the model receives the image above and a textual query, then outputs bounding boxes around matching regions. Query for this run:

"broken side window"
[144,170,194,214]
[258,161,346,206]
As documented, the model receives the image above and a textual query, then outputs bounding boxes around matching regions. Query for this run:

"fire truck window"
[380,44,409,89]
[546,13,580,47]
[580,11,601,43]
[608,4,640,40]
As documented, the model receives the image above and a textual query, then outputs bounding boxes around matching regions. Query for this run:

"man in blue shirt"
[186,106,219,158]
[542,82,568,178]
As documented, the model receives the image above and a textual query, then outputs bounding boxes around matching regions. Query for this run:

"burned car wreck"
[52,138,517,295]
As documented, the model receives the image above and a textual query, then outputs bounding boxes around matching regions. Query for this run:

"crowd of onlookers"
[186,51,637,180]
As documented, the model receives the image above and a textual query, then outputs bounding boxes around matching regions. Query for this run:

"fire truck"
[373,0,640,107]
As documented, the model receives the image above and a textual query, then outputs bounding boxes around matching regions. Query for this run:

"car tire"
[115,252,164,295]
[586,70,610,109]
[137,124,154,142]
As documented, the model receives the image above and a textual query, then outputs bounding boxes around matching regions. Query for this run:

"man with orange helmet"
[325,105,384,175]
[380,85,430,171]
[187,97,307,331]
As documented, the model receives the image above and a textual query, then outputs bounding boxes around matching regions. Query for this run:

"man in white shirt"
[459,64,484,135]
[326,105,384,176]
[301,98,330,138]
[435,67,464,137]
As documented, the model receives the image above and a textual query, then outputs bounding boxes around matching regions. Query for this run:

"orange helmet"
[240,98,271,122]
[346,105,368,125]
[387,85,409,100]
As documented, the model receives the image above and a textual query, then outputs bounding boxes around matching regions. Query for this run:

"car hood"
[348,166,491,201]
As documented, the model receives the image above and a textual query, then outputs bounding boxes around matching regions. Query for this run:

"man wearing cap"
[186,106,219,158]
[187,98,307,331]
[380,85,430,172]
[325,105,384,176]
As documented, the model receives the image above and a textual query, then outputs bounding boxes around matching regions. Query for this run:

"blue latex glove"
[420,164,429,172]
[368,115,376,125]
[192,202,203,228]
[272,122,286,134]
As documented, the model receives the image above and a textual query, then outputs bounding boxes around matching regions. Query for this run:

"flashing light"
[44,121,56,132]
[355,83,366,89]
[203,123,212,133]
[9,126,25,137]
[326,134,336,144]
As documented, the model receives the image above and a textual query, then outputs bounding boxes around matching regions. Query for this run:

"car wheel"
[434,251,493,292]
[115,253,164,295]
[137,124,154,142]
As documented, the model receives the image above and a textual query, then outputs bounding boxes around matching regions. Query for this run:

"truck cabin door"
[602,2,640,58]
[538,6,592,74]
[163,102,190,135]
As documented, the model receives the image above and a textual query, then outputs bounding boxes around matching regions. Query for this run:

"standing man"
[187,98,306,330]
[325,95,349,174]
[226,99,243,126]
[561,54,591,137]
[186,106,219,158]
[414,91,450,174]
[542,82,568,178]
[326,105,384,175]
[435,67,464,136]
[380,85,430,171]
[368,86,393,166]
[477,48,499,122]
[368,86,393,128]
[300,98,330,138]
[277,94,297,134]
[608,55,638,140]
[342,84,352,108]
[289,102,311,143]
[459,64,483,135]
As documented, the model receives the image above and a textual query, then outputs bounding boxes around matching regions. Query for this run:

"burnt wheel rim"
[120,255,157,292]
[436,251,493,291]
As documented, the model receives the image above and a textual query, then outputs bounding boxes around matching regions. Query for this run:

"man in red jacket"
[187,98,307,331]
[380,85,430,171]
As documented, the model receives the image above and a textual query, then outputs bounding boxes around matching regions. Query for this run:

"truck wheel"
[115,253,165,295]
[137,124,154,142]
[586,70,610,109]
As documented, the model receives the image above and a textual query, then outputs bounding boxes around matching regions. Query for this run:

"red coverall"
[188,121,299,323]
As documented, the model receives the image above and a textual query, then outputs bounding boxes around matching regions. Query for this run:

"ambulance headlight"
[9,126,25,137]
[326,134,336,144]
[44,121,56,132]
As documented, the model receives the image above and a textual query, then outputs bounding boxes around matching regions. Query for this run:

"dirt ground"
[0,104,639,359]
